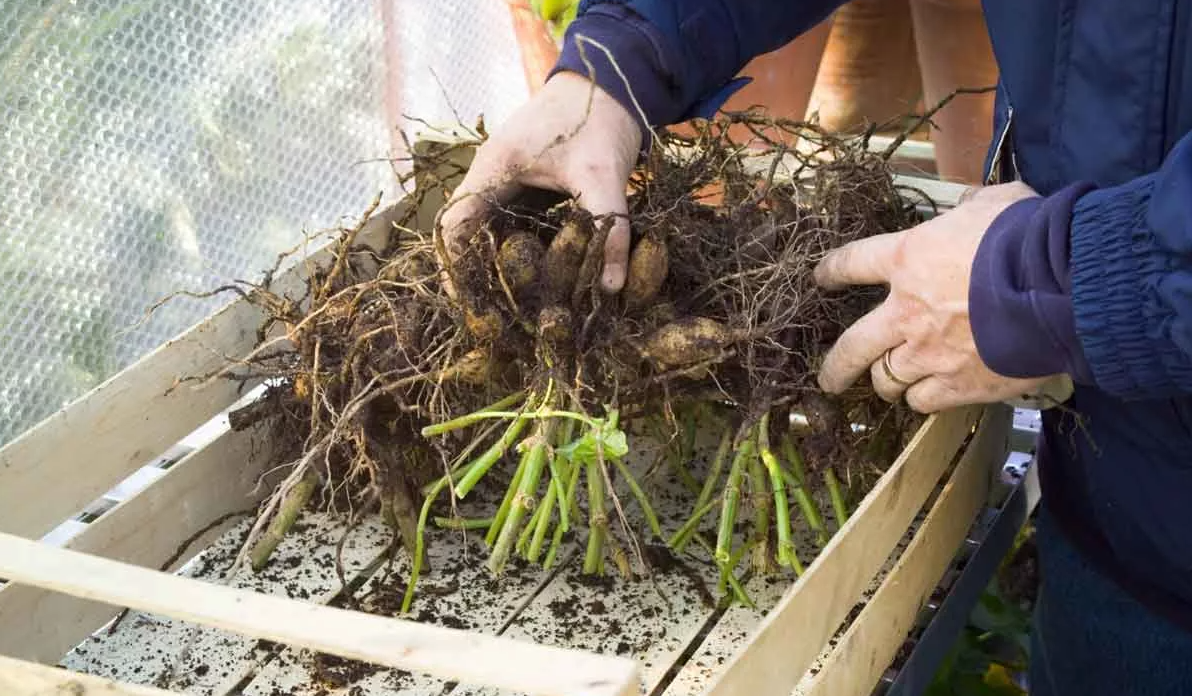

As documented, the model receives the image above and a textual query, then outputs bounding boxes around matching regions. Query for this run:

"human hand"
[437,71,642,292]
[813,182,1063,413]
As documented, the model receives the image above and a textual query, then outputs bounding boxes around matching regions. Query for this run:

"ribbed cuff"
[969,182,1097,383]
[1069,179,1180,397]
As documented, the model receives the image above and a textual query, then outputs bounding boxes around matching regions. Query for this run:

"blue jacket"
[554,0,1192,630]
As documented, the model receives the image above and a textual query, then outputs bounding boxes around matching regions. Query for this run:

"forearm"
[549,0,843,140]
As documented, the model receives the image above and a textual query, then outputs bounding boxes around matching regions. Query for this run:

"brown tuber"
[623,235,669,309]
[497,231,545,296]
[544,217,590,302]
[643,317,735,367]
[538,305,573,348]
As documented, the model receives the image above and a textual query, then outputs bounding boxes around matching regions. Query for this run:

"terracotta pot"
[808,0,922,134]
[507,0,562,93]
[908,0,998,184]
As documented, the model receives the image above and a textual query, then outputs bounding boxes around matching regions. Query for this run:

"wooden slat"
[60,513,395,694]
[0,422,273,662]
[0,533,641,696]
[0,202,410,541]
[804,405,1011,696]
[0,654,176,696]
[699,404,983,696]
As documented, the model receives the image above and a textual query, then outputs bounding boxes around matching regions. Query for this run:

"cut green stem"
[402,474,451,613]
[613,458,661,539]
[779,437,829,548]
[485,453,528,547]
[454,416,529,499]
[825,467,849,528]
[668,499,719,552]
[433,516,492,530]
[584,457,607,574]
[251,467,318,572]
[715,430,755,585]
[759,413,795,569]
[488,423,553,574]
[545,449,584,569]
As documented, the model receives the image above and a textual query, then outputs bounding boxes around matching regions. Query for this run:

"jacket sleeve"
[549,0,843,142]
[969,134,1192,400]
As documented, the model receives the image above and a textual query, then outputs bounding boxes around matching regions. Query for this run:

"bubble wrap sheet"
[0,0,530,446]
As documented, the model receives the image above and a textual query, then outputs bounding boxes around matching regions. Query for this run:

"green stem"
[825,467,850,528]
[454,416,529,499]
[485,453,528,546]
[715,431,755,583]
[419,391,527,438]
[695,430,732,514]
[250,467,318,572]
[613,458,661,539]
[545,449,584,568]
[668,498,719,552]
[517,486,549,557]
[402,475,451,613]
[691,534,754,608]
[779,438,829,548]
[759,413,795,570]
[781,432,807,484]
[433,516,493,530]
[526,479,558,563]
[488,424,553,574]
[422,409,594,438]
[584,457,607,574]
[748,432,771,572]
[549,420,576,532]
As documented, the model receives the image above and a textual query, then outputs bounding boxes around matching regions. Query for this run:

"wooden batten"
[700,404,983,696]
[0,532,641,696]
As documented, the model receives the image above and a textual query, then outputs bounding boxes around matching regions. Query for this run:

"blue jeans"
[1030,507,1192,695]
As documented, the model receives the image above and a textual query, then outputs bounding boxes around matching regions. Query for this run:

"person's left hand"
[813,181,1058,413]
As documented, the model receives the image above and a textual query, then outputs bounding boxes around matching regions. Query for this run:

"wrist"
[968,181,1098,384]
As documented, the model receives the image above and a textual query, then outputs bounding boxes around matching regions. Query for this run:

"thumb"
[570,180,631,293]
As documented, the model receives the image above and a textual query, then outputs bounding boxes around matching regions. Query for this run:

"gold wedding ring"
[882,348,914,387]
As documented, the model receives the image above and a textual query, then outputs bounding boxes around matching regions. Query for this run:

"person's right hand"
[437,70,643,293]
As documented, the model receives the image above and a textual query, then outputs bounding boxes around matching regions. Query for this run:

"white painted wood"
[0,533,642,696]
[59,512,394,694]
[699,405,984,696]
[240,483,580,696]
[802,406,1010,696]
[0,202,410,541]
[0,422,275,664]
[0,654,176,696]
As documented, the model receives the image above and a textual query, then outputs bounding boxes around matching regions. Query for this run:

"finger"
[436,149,526,261]
[904,377,964,414]
[563,164,632,292]
[813,232,903,291]
[869,342,928,402]
[817,301,903,394]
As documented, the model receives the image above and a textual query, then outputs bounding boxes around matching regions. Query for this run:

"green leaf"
[557,418,628,464]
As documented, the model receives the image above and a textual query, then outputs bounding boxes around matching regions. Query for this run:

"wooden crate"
[0,141,1012,696]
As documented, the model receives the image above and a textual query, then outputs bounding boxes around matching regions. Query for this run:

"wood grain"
[0,422,273,662]
[0,654,176,695]
[0,532,641,696]
[803,405,1010,696]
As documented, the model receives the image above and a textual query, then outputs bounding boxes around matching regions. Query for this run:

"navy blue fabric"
[970,181,1097,384]
[550,0,1192,649]
[1030,504,1192,696]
